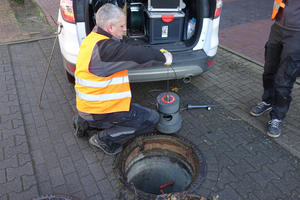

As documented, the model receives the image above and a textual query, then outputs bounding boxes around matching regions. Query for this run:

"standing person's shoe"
[89,135,123,155]
[250,101,272,116]
[73,116,89,138]
[267,119,282,138]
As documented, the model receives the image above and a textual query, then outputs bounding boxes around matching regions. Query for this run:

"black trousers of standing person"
[262,23,300,120]
[87,103,159,144]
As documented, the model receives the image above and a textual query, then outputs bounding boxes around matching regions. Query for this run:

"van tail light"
[214,0,222,18]
[68,64,76,73]
[60,0,75,23]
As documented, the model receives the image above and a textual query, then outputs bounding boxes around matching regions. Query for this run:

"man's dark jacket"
[275,0,300,31]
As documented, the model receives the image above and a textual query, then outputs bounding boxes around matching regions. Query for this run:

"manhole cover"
[114,134,206,199]
[223,61,243,69]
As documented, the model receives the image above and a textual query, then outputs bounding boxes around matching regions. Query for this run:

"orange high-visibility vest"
[271,0,285,20]
[75,32,131,114]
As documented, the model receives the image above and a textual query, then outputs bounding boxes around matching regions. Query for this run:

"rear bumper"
[128,49,216,83]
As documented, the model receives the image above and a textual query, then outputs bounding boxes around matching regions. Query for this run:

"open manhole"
[114,134,206,199]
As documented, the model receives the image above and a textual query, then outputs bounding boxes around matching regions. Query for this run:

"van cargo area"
[82,0,215,51]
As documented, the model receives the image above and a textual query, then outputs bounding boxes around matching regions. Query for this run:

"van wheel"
[65,70,75,84]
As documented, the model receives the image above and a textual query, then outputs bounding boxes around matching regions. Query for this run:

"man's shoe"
[89,135,123,155]
[73,116,89,138]
[250,101,272,116]
[267,119,282,138]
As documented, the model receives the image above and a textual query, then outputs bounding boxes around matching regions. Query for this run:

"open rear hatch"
[81,0,214,52]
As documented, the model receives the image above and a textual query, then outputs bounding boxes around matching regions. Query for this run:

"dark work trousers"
[87,103,159,144]
[262,23,299,120]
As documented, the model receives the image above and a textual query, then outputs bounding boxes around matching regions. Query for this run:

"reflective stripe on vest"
[75,32,131,114]
[271,0,285,20]
[75,76,129,88]
[76,90,131,101]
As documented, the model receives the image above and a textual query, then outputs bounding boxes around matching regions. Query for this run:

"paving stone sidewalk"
[0,45,38,199]
[1,38,300,200]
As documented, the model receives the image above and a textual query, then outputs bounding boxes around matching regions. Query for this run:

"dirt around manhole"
[10,0,55,39]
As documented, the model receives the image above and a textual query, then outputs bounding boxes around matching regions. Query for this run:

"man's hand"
[160,49,172,66]
[164,53,172,66]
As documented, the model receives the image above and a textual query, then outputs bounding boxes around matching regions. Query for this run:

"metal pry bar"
[187,104,211,110]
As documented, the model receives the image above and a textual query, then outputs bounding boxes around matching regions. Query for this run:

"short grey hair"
[96,3,125,29]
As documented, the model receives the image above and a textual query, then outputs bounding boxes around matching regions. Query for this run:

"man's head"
[96,3,126,39]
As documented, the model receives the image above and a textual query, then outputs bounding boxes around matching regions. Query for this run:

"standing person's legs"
[270,29,300,120]
[250,24,282,116]
[267,28,300,137]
